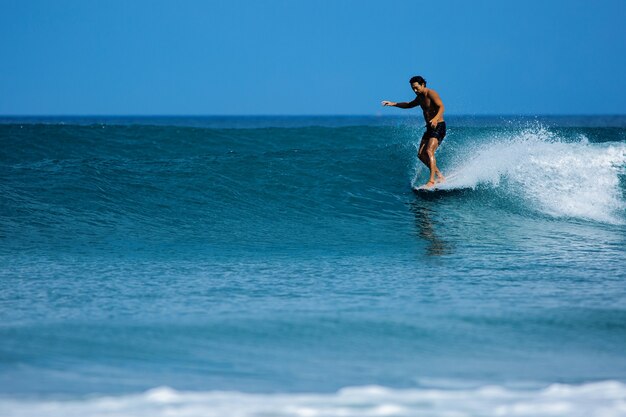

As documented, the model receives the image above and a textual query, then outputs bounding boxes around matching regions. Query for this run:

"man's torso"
[417,90,443,123]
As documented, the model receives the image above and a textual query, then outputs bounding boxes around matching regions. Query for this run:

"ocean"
[1,115,625,416]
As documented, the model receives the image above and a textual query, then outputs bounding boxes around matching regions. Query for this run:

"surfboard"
[412,172,463,193]
[412,184,454,193]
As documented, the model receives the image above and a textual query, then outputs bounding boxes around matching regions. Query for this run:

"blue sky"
[1,0,624,115]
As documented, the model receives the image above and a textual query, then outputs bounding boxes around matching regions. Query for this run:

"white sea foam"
[416,127,626,224]
[1,381,626,417]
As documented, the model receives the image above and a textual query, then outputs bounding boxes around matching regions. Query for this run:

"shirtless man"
[382,76,446,188]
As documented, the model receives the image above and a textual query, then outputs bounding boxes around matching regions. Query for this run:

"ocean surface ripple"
[1,116,625,415]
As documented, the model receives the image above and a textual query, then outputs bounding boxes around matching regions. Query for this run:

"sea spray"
[416,126,626,224]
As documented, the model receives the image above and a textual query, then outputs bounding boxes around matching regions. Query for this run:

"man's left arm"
[428,90,445,127]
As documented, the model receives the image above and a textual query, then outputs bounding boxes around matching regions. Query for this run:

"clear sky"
[1,0,625,115]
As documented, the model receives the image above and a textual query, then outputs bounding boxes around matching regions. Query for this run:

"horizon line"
[1,113,625,118]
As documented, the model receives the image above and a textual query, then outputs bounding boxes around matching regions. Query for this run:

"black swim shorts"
[422,121,447,143]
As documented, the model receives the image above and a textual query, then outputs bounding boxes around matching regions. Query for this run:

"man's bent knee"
[428,137,439,147]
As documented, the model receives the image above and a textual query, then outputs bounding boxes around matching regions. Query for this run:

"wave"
[1,381,625,417]
[414,127,626,224]
[1,123,625,255]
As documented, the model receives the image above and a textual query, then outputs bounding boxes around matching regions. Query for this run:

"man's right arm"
[381,98,419,109]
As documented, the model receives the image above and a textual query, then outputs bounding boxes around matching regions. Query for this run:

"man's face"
[411,82,425,95]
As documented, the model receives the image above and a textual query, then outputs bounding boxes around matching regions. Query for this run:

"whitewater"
[414,126,626,224]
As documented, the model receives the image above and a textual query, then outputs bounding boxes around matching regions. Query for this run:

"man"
[382,76,446,188]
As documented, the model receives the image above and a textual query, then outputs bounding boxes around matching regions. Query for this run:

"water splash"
[419,127,626,224]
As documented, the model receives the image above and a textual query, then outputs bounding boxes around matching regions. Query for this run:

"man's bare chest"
[418,96,436,112]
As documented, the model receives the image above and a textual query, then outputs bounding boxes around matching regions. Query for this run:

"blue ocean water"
[1,116,625,416]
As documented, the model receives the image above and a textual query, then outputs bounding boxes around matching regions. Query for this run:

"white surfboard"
[412,172,464,192]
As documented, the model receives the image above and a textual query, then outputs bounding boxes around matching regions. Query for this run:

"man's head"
[410,76,427,95]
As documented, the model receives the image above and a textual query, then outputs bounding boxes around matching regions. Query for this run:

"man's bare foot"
[423,180,436,188]
[436,174,446,184]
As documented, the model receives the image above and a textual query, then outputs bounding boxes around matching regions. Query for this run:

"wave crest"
[431,127,626,224]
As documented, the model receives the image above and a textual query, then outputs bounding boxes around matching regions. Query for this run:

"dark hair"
[409,76,426,86]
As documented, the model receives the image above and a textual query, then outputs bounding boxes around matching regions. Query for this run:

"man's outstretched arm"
[381,98,419,109]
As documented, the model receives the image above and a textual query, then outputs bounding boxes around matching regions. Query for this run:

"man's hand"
[429,118,439,128]
[381,101,395,107]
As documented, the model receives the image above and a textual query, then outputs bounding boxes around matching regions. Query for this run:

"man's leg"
[418,139,430,168]
[423,137,444,187]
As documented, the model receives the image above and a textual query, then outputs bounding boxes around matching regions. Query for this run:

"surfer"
[382,76,446,188]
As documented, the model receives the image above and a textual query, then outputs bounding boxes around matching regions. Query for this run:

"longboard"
[412,184,454,193]
[412,172,463,193]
